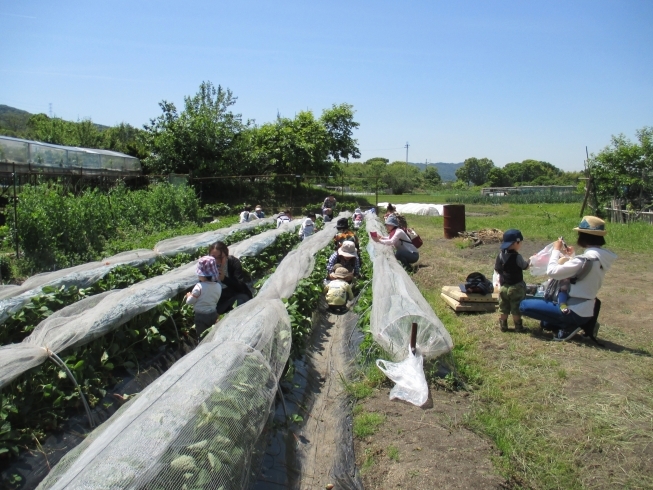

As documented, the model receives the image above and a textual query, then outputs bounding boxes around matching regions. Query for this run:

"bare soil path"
[285,301,361,490]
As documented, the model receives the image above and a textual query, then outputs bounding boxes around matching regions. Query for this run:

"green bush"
[12,183,201,269]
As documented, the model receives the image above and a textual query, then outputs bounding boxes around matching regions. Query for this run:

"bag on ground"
[376,346,429,407]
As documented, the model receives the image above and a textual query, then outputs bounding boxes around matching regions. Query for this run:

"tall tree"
[455,157,495,186]
[142,81,244,175]
[383,161,422,194]
[591,127,653,209]
[422,166,442,188]
[320,103,361,163]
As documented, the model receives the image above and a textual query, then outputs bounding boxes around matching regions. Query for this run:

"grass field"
[405,203,653,488]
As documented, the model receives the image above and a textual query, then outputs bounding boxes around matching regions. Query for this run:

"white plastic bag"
[529,243,555,276]
[376,346,429,407]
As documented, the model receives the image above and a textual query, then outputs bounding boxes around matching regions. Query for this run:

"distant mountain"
[409,161,463,181]
[0,104,110,136]
[0,105,32,134]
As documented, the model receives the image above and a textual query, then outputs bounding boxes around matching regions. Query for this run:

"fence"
[605,208,653,224]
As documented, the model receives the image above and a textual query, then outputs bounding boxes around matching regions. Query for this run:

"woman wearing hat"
[326,241,360,282]
[519,216,617,340]
[370,215,419,267]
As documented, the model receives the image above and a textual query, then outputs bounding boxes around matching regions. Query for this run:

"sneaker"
[553,327,582,341]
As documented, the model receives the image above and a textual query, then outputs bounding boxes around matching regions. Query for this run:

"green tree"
[486,167,510,187]
[103,123,148,159]
[502,160,562,186]
[142,81,245,175]
[26,114,75,145]
[422,166,442,188]
[591,127,653,210]
[383,161,422,194]
[320,103,360,162]
[455,157,495,186]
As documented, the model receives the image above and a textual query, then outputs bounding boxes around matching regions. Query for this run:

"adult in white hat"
[520,216,617,341]
[326,241,360,282]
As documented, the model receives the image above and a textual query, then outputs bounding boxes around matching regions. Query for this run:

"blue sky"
[1,0,651,171]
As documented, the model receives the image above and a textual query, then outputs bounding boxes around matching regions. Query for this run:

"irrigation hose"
[46,350,96,429]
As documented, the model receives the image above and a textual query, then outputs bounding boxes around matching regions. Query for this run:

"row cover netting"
[0,217,276,325]
[365,214,453,360]
[35,216,345,490]
[0,220,292,389]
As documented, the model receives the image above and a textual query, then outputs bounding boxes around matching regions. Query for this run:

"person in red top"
[370,215,419,267]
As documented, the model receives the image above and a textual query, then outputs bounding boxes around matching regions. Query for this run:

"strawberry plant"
[1,223,276,347]
[0,227,297,471]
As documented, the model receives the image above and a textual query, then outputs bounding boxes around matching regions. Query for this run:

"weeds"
[386,445,400,461]
[353,411,385,438]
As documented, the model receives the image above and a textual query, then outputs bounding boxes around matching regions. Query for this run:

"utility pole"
[49,103,52,118]
[405,142,410,164]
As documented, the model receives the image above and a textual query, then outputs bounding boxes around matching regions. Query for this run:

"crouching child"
[185,256,222,338]
[324,266,354,313]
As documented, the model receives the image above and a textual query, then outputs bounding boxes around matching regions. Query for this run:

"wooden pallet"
[441,293,498,312]
[441,285,499,303]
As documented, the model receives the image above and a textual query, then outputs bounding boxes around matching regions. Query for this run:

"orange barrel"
[443,204,465,239]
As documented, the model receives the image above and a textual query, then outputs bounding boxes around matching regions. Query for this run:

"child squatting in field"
[495,229,530,332]
[185,256,222,338]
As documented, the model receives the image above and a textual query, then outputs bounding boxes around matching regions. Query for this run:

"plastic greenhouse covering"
[0,220,295,389]
[33,216,345,490]
[377,202,444,216]
[0,136,142,173]
[365,214,453,360]
[0,218,276,326]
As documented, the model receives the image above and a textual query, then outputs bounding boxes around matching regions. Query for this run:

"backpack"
[544,256,601,302]
[405,228,423,249]
[334,231,358,250]
[460,272,494,295]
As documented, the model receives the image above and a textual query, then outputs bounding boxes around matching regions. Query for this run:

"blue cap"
[500,229,524,250]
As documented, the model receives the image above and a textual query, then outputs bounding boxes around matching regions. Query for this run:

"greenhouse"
[0,136,141,176]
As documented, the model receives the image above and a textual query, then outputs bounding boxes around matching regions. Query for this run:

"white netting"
[37,299,291,490]
[0,250,157,324]
[0,218,277,326]
[257,213,348,300]
[365,214,453,360]
[35,217,345,489]
[153,217,276,256]
[378,202,444,216]
[0,222,298,389]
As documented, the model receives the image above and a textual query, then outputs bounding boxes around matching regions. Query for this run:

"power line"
[360,147,405,151]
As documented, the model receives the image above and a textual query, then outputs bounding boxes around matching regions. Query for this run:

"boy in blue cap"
[495,229,530,332]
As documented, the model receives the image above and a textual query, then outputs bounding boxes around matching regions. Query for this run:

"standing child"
[324,266,354,312]
[495,229,530,332]
[185,256,222,338]
[299,212,316,240]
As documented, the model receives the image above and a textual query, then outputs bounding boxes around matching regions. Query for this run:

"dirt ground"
[355,388,507,489]
[352,221,653,489]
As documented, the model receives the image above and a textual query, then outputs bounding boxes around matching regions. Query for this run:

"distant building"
[481,185,575,197]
